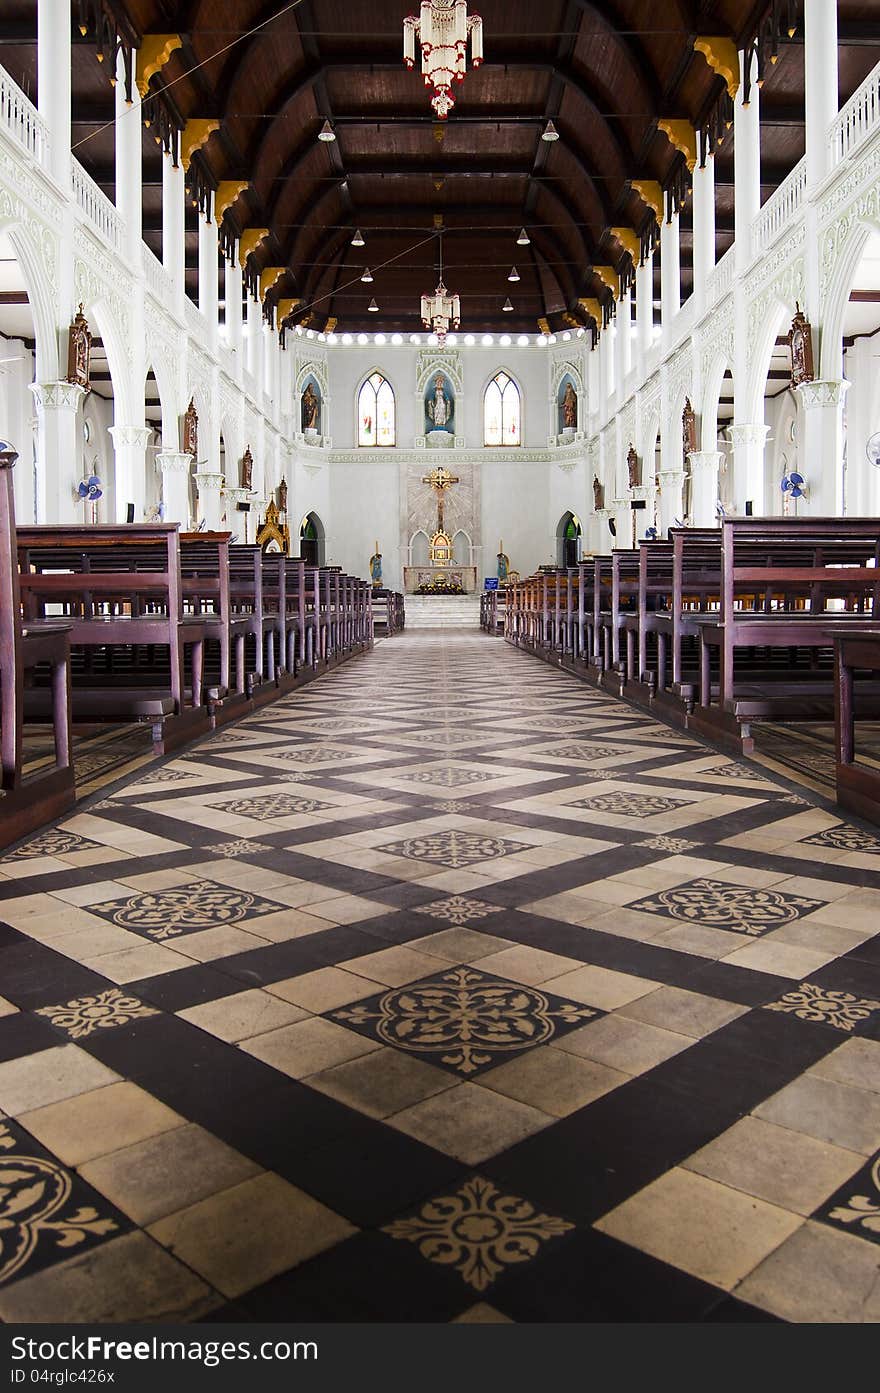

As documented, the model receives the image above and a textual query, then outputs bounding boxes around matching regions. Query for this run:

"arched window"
[484,371,521,446]
[358,371,395,447]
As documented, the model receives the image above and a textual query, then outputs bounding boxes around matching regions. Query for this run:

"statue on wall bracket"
[627,443,641,489]
[66,304,91,390]
[181,398,198,458]
[788,303,815,387]
[682,398,697,462]
[593,475,605,510]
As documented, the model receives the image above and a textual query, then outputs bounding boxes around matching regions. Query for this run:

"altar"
[403,565,478,594]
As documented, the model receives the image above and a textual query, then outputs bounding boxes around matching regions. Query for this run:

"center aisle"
[1,632,879,1322]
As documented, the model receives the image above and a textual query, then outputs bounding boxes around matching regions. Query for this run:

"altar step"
[403,595,482,628]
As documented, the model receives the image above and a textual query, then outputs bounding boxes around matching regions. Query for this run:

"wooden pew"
[0,446,75,848]
[835,628,880,826]
[689,518,880,753]
[16,524,215,752]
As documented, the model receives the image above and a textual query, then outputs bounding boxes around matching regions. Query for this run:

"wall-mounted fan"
[781,470,807,500]
[75,474,102,502]
[866,432,880,469]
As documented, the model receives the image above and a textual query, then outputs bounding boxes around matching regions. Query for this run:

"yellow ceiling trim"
[238,228,270,266]
[276,298,302,324]
[631,179,663,220]
[136,35,182,98]
[610,227,640,262]
[693,37,740,98]
[657,120,697,172]
[181,119,220,171]
[215,181,249,220]
[592,265,619,297]
[260,267,287,300]
[578,297,602,328]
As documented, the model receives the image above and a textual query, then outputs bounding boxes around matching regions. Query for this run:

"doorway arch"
[300,511,325,565]
[557,511,582,567]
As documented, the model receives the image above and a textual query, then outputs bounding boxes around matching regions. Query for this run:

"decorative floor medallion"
[0,1124,119,1286]
[636,835,700,853]
[568,792,693,817]
[819,1154,880,1245]
[541,743,630,762]
[36,988,157,1039]
[378,830,533,869]
[88,879,289,939]
[765,982,880,1032]
[2,829,104,861]
[414,895,505,926]
[628,878,825,936]
[273,746,353,765]
[331,966,597,1075]
[802,825,880,855]
[383,1175,574,1291]
[213,794,334,820]
[406,769,495,788]
[203,840,273,857]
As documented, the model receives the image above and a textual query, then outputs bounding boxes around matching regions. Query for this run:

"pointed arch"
[483,368,522,447]
[357,369,395,447]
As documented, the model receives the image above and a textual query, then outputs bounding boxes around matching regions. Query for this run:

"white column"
[660,211,680,337]
[156,451,192,526]
[692,150,716,308]
[727,423,769,515]
[37,0,71,188]
[804,0,837,191]
[162,151,186,315]
[603,319,616,401]
[636,251,653,357]
[734,49,761,271]
[617,288,633,385]
[246,294,261,378]
[796,380,849,514]
[29,382,85,523]
[198,192,218,349]
[224,252,243,361]
[262,320,276,406]
[688,450,724,526]
[587,342,600,422]
[195,469,224,529]
[108,425,151,523]
[115,50,141,266]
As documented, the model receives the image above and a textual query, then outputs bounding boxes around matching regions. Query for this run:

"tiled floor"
[2,630,880,1323]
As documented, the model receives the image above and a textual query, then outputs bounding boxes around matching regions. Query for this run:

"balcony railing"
[71,159,122,251]
[141,244,174,304]
[830,59,880,165]
[706,244,735,303]
[751,156,807,256]
[0,65,49,169]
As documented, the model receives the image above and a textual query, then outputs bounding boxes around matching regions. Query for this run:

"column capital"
[155,450,192,475]
[195,469,225,491]
[727,423,769,449]
[109,425,152,450]
[688,450,725,471]
[223,486,254,505]
[795,379,850,410]
[659,469,687,486]
[29,381,86,412]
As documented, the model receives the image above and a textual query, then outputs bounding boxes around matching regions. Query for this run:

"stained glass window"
[484,371,521,446]
[358,371,395,446]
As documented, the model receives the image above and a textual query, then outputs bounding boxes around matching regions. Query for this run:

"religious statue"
[277,476,288,513]
[301,382,319,432]
[682,398,698,462]
[593,474,604,510]
[240,445,253,490]
[182,398,198,458]
[497,543,510,583]
[562,381,577,430]
[426,374,451,430]
[627,444,641,489]
[370,542,383,588]
[788,304,815,387]
[66,304,91,389]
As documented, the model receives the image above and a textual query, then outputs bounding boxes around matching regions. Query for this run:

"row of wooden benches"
[371,589,406,635]
[0,446,374,849]
[496,518,880,823]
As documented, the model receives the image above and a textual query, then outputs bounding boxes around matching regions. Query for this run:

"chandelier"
[420,232,460,343]
[403,1,483,119]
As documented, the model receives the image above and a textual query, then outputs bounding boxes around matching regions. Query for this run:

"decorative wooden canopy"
[5,1,877,334]
[256,498,290,554]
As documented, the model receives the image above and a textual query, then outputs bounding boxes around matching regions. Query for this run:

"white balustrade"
[751,156,807,255]
[829,59,880,165]
[0,64,49,168]
[706,244,735,304]
[184,295,206,338]
[71,158,122,250]
[141,244,174,304]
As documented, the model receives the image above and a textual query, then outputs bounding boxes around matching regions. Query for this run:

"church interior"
[1,0,880,1328]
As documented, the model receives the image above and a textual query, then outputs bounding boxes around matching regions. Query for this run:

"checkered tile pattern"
[0,631,879,1325]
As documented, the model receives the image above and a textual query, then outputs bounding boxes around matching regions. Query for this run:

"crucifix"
[421,464,460,533]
